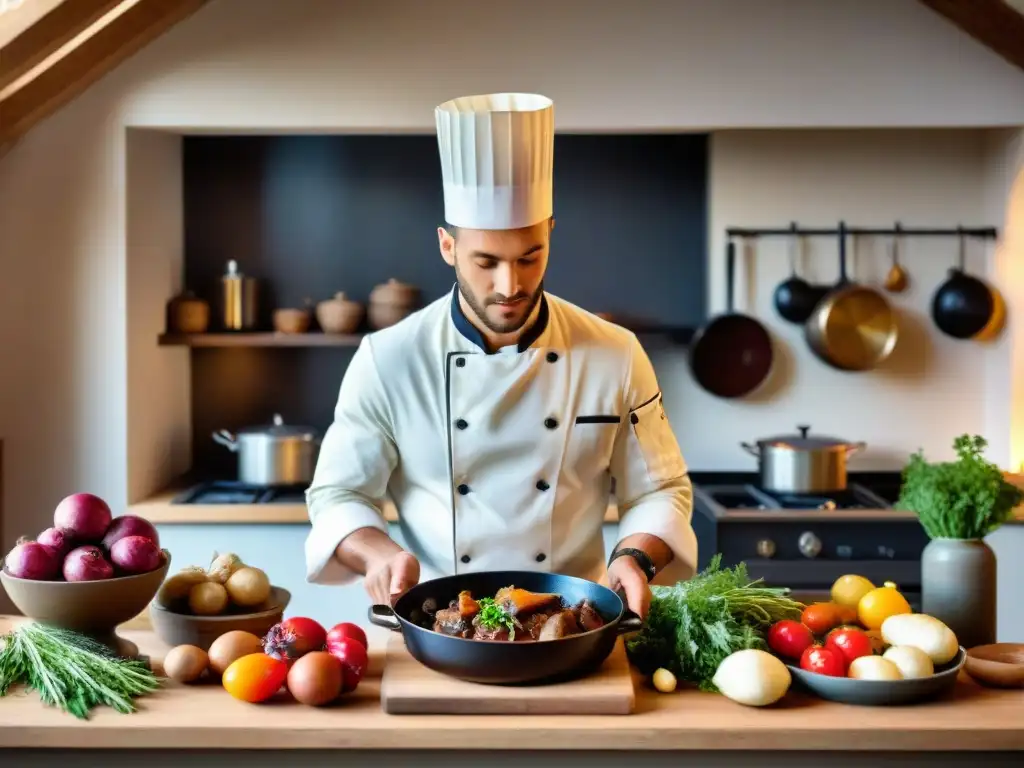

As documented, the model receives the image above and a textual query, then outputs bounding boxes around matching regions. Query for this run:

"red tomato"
[799,645,846,677]
[263,617,327,663]
[800,603,843,635]
[327,636,369,692]
[824,627,874,665]
[222,653,288,703]
[326,621,368,651]
[767,619,814,660]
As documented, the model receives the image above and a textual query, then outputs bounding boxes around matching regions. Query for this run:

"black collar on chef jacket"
[449,284,549,354]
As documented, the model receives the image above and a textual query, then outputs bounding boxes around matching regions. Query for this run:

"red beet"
[36,527,75,557]
[101,515,159,552]
[54,493,112,542]
[3,541,61,580]
[63,545,114,581]
[109,535,162,574]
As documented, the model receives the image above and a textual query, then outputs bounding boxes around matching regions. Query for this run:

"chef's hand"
[365,550,420,606]
[606,555,652,620]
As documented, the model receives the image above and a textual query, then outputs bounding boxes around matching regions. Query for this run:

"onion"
[109,535,162,574]
[101,514,159,552]
[36,527,75,558]
[3,541,61,580]
[54,493,112,542]
[63,545,115,581]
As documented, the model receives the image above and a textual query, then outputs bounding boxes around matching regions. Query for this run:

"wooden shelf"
[158,332,363,347]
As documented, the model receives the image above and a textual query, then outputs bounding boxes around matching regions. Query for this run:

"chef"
[305,92,697,618]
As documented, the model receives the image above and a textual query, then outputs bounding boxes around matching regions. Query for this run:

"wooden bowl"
[273,308,311,334]
[148,586,291,651]
[0,550,171,657]
[964,643,1024,688]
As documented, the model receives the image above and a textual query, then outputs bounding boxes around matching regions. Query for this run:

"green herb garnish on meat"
[625,554,804,692]
[476,598,517,638]
[0,622,161,719]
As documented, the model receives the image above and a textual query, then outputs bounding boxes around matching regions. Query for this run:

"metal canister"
[221,260,258,330]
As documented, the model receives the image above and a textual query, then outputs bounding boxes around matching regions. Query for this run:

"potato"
[883,645,935,679]
[225,566,271,607]
[849,655,903,681]
[880,613,959,665]
[189,581,229,615]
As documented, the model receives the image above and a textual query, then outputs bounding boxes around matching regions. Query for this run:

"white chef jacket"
[304,286,697,588]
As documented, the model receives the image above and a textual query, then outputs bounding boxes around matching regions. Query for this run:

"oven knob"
[755,539,776,558]
[798,531,822,559]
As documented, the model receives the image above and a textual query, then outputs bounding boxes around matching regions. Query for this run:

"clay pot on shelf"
[316,292,365,334]
[273,305,312,334]
[369,278,420,329]
[166,290,210,334]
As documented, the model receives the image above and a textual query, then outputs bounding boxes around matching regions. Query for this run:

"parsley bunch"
[625,555,803,692]
[897,434,1023,540]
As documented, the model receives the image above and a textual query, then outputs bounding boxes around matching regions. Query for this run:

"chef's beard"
[455,261,545,335]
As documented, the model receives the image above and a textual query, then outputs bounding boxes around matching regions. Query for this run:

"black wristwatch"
[608,547,657,583]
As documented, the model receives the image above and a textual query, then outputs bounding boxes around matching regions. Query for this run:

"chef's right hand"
[365,550,420,605]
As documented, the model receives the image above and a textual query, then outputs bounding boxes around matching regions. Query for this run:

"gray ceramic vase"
[921,537,996,649]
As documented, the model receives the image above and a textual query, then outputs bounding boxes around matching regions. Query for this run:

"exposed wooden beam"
[0,0,207,146]
[0,0,127,93]
[918,0,1024,73]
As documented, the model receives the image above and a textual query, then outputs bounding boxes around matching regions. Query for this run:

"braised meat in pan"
[424,586,606,641]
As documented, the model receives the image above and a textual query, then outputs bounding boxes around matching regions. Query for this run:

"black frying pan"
[689,239,774,398]
[931,229,995,339]
[367,570,643,685]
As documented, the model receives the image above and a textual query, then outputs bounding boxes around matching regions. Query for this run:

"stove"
[172,481,307,505]
[688,471,926,608]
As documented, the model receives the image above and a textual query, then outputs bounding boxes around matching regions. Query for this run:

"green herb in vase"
[896,434,1022,649]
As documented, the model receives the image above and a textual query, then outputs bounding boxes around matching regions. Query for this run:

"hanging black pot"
[773,222,827,324]
[931,230,994,340]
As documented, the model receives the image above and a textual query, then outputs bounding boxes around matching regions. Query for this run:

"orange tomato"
[835,603,859,626]
[801,602,844,635]
[222,652,288,703]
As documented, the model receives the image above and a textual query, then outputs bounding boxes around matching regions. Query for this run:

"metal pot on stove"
[212,414,321,486]
[741,425,866,494]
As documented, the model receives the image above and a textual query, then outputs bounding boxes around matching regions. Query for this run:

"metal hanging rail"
[725,223,998,239]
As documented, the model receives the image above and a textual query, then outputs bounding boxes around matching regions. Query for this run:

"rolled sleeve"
[305,337,398,585]
[610,335,697,586]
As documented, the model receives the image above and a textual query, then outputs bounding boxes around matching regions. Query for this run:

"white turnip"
[110,535,162,574]
[63,545,114,581]
[101,515,159,552]
[54,493,112,542]
[3,540,61,580]
[36,527,75,558]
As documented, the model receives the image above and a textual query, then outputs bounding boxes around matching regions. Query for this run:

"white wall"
[1,0,1024,556]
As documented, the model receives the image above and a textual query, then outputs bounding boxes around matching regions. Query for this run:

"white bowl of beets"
[2,493,165,582]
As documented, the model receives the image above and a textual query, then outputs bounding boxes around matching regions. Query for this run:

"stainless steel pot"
[212,414,321,486]
[740,424,866,494]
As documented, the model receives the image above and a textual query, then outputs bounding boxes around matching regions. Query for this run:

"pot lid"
[757,424,856,450]
[238,414,319,439]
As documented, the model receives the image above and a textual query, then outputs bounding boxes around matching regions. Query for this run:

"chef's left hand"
[606,555,652,620]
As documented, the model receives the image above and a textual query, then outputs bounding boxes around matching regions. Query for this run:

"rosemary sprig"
[0,623,161,719]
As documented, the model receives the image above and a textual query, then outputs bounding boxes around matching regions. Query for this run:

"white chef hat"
[434,93,554,231]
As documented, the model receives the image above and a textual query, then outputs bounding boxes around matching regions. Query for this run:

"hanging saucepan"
[804,223,899,372]
[689,238,774,398]
[931,230,995,340]
[773,222,828,324]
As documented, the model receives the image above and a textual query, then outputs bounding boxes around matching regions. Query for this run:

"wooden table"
[0,617,1021,766]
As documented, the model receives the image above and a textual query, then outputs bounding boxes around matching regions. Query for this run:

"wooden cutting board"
[380,635,636,715]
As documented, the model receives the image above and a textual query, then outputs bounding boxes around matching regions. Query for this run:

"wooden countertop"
[0,617,1020,752]
[130,486,621,525]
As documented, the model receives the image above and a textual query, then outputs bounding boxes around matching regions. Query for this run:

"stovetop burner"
[172,481,306,505]
[700,483,893,511]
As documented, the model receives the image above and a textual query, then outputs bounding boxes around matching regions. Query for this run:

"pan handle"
[614,588,645,635]
[845,441,867,456]
[368,604,402,632]
[725,238,736,314]
[837,220,849,285]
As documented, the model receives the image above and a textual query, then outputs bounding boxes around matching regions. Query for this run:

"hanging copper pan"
[804,226,899,372]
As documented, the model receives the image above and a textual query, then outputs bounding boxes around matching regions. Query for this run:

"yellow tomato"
[857,581,912,630]
[222,652,288,703]
[830,574,875,607]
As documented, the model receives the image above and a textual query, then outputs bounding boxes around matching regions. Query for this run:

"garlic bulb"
[207,551,244,584]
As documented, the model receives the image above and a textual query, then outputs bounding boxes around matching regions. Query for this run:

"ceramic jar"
[368,278,420,329]
[921,537,997,649]
[316,292,364,334]
[273,307,312,334]
[166,290,210,334]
